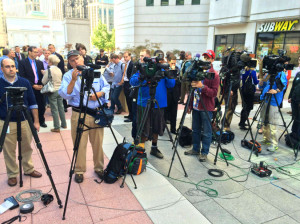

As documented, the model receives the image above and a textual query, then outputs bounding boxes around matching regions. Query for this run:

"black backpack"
[102,143,147,184]
[179,126,193,147]
[242,71,255,95]
[285,133,300,149]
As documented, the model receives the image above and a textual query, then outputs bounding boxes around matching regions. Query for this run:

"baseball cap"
[67,50,80,59]
[202,50,215,59]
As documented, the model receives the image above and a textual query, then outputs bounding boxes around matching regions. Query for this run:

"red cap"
[202,50,215,59]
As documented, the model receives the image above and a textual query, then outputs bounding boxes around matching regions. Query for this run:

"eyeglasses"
[4,65,15,68]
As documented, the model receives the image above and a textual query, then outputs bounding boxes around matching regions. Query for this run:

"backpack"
[127,147,147,175]
[213,131,235,144]
[179,126,193,147]
[102,143,147,184]
[242,71,255,95]
[285,133,300,149]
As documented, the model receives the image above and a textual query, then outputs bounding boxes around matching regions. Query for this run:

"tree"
[91,21,115,52]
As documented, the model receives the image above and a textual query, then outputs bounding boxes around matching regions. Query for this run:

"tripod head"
[5,87,27,107]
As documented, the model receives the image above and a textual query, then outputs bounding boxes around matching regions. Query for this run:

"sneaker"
[184,149,200,156]
[199,154,207,162]
[267,145,278,152]
[261,139,271,145]
[150,146,164,159]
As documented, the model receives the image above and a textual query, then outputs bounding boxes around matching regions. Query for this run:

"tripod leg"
[134,102,151,145]
[16,111,23,187]
[23,109,63,209]
[167,89,193,177]
[279,119,293,141]
[214,82,232,166]
[0,109,13,153]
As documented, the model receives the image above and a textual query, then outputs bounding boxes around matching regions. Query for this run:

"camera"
[5,87,27,95]
[262,50,294,74]
[185,58,214,81]
[77,63,102,89]
[137,56,178,82]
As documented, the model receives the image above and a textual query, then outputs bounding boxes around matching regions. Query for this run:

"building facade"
[115,0,300,65]
[0,0,8,48]
[115,0,209,55]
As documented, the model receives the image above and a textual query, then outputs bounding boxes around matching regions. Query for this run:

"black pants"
[240,93,254,126]
[132,100,137,139]
[34,91,45,124]
[165,90,179,132]
[291,100,300,136]
[124,81,133,119]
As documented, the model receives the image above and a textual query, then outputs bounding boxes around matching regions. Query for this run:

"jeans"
[110,85,123,111]
[48,91,67,129]
[192,110,212,155]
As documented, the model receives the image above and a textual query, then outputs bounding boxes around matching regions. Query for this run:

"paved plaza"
[0,101,299,224]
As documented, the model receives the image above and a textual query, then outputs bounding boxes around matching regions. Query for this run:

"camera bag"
[179,126,193,147]
[213,131,235,144]
[127,147,147,175]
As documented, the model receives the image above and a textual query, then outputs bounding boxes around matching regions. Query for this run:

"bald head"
[1,58,17,79]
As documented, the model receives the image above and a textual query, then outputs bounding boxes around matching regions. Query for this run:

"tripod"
[243,76,295,161]
[0,88,62,208]
[62,72,119,220]
[124,81,187,180]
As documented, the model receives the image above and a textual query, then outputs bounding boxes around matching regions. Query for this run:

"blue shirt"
[112,61,124,88]
[103,62,115,83]
[130,71,175,108]
[242,70,259,91]
[58,69,110,109]
[28,58,39,81]
[0,75,38,122]
[260,71,287,106]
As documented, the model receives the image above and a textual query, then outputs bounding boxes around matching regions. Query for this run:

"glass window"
[146,0,154,6]
[192,0,200,5]
[176,0,184,5]
[214,34,246,60]
[161,0,169,6]
[255,32,300,65]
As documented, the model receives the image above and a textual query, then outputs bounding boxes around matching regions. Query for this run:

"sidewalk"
[0,107,210,224]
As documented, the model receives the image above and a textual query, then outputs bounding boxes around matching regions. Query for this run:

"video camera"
[137,56,178,82]
[220,50,257,80]
[185,58,215,81]
[76,63,102,90]
[262,50,294,74]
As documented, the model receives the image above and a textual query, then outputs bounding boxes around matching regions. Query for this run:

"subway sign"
[257,19,299,32]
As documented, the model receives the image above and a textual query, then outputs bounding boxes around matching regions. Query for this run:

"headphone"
[41,194,54,206]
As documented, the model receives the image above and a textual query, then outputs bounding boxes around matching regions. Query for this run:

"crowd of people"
[0,44,299,186]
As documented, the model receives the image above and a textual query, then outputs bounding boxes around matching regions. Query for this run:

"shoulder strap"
[48,68,52,80]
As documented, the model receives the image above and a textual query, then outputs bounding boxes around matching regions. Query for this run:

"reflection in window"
[192,0,200,5]
[161,0,169,6]
[176,0,184,5]
[146,0,154,6]
[214,34,246,60]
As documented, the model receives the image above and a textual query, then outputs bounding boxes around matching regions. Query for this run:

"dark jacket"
[18,58,44,86]
[54,52,65,75]
[289,71,300,102]
[15,52,25,62]
[126,61,134,80]
[95,54,109,66]
[83,55,93,66]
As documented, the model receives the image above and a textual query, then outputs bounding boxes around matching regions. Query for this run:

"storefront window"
[256,32,300,65]
[214,34,246,60]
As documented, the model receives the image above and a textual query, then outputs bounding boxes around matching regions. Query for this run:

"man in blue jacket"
[259,71,287,152]
[130,53,175,159]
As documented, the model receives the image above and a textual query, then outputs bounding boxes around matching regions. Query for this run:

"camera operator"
[223,62,241,132]
[179,51,192,104]
[259,69,287,152]
[165,55,180,134]
[239,66,259,130]
[288,56,300,137]
[0,58,42,186]
[130,51,175,159]
[184,50,220,162]
[58,50,110,183]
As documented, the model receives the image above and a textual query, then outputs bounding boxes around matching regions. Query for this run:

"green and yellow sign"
[257,19,299,32]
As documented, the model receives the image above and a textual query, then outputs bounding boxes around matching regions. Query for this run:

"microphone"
[240,53,251,63]
[86,63,102,69]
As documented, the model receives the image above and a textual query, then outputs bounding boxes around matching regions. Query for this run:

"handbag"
[94,108,114,127]
[41,68,55,94]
